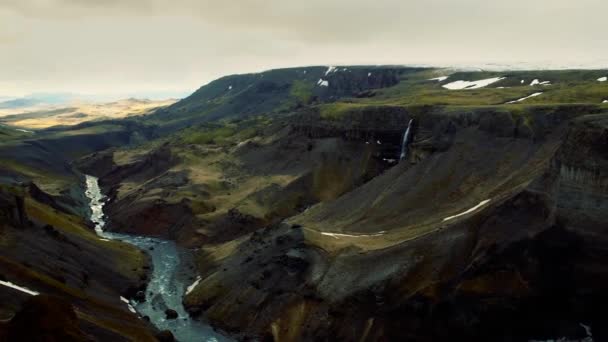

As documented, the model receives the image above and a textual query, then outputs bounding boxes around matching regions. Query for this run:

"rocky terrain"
[1,65,608,341]
[0,181,156,340]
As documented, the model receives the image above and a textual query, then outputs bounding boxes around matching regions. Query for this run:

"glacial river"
[84,175,231,342]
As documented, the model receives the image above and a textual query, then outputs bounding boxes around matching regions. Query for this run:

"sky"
[1,0,607,100]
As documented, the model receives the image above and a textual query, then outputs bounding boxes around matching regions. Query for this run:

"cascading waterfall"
[399,119,414,161]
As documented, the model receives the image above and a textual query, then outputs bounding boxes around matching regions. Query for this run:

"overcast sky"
[1,0,607,99]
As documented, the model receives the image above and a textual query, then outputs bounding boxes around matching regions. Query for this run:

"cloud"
[0,0,606,97]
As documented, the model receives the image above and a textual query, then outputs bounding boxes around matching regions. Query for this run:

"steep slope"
[0,182,155,340]
[181,108,608,341]
[148,66,421,132]
[6,65,606,341]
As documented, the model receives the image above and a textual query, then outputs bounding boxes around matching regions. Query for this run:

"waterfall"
[399,119,414,161]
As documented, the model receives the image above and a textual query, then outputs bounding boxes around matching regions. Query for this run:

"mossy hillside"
[0,257,155,341]
[0,186,155,340]
[176,116,274,146]
[3,185,147,282]
[0,125,34,141]
[146,66,424,131]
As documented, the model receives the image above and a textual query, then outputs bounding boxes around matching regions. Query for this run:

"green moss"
[319,102,368,120]
[290,80,314,105]
[181,126,237,145]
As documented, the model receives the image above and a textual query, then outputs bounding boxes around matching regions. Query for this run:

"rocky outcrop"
[4,295,88,341]
[0,183,155,340]
[183,111,608,341]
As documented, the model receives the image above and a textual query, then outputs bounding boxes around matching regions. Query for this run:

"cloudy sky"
[1,0,607,99]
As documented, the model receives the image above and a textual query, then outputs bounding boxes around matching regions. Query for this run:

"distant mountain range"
[0,91,191,110]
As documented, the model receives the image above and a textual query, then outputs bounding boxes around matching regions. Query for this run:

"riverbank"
[84,175,231,342]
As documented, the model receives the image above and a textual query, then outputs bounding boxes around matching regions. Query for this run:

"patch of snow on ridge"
[603,100,608,103]
[317,79,329,87]
[530,79,540,86]
[442,77,505,90]
[521,80,525,84]
[506,92,543,104]
[0,280,39,296]
[598,77,607,82]
[325,66,337,76]
[228,85,232,90]
[429,76,449,82]
[443,199,491,222]
[368,72,372,77]
[321,231,386,239]
[186,276,202,295]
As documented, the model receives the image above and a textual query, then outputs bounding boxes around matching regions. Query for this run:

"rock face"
[155,330,175,342]
[5,295,87,342]
[0,183,155,341]
[165,309,179,320]
[181,110,608,341]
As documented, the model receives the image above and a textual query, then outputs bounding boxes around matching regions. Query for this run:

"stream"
[84,175,231,342]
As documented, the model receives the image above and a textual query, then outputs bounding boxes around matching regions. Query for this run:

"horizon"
[2,0,607,98]
[2,61,607,101]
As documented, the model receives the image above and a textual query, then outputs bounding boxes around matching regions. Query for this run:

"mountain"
[0,93,81,109]
[0,98,176,129]
[1,65,608,341]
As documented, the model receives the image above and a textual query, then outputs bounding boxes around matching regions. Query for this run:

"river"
[84,175,231,342]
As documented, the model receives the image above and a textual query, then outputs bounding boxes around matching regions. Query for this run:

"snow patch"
[228,85,232,90]
[368,72,372,77]
[443,199,491,222]
[0,280,39,296]
[325,66,337,76]
[429,76,449,82]
[376,140,381,145]
[530,79,540,86]
[598,76,607,82]
[15,128,33,133]
[521,80,525,84]
[321,231,386,239]
[186,276,202,295]
[603,100,608,103]
[506,92,543,104]
[317,79,329,87]
[442,77,505,90]
[120,296,129,304]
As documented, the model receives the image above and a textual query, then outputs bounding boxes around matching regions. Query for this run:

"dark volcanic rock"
[6,295,87,342]
[155,330,175,342]
[165,309,178,319]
